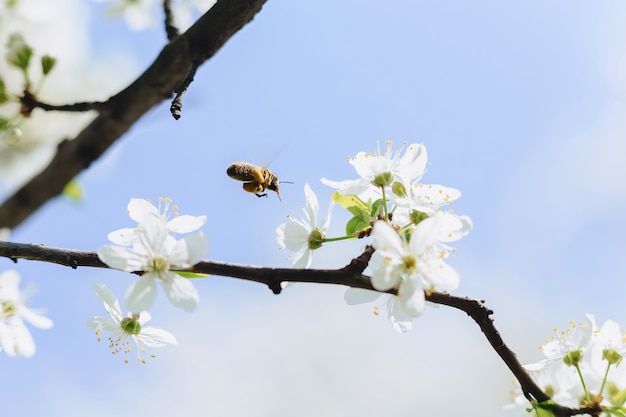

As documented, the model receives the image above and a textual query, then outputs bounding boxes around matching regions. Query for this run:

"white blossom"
[276,183,333,268]
[98,212,209,312]
[87,283,177,364]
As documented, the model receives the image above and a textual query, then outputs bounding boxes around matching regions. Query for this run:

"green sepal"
[604,348,624,365]
[370,198,384,217]
[175,271,208,279]
[372,171,393,187]
[346,216,370,236]
[409,209,429,225]
[41,55,56,76]
[563,349,583,366]
[62,179,83,202]
[331,191,370,219]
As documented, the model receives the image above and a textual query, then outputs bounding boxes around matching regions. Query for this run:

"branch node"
[268,280,282,295]
[342,245,374,275]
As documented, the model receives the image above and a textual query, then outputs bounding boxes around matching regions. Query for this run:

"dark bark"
[0,0,268,229]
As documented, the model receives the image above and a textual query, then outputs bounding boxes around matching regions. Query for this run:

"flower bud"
[391,181,407,198]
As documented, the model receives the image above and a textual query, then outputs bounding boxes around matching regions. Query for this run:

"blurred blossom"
[0,270,53,357]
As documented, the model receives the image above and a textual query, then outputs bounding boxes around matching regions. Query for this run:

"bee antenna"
[280,180,294,185]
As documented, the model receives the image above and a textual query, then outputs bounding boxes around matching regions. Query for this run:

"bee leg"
[255,193,268,198]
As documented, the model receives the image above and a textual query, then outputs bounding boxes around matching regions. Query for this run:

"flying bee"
[227,162,288,199]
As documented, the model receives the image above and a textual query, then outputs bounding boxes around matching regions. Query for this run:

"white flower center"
[148,256,170,278]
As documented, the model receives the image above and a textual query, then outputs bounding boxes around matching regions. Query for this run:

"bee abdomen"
[227,162,253,180]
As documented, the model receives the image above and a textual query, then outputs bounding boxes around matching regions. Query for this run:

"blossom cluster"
[276,142,472,332]
[91,197,209,363]
[502,314,626,417]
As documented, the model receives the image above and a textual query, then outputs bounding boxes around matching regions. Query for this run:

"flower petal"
[386,296,414,333]
[98,245,147,271]
[371,221,404,258]
[86,317,120,332]
[397,143,427,182]
[169,232,209,267]
[92,282,124,322]
[0,269,22,300]
[398,280,426,317]
[162,273,199,312]
[127,198,158,222]
[302,183,319,227]
[343,288,381,305]
[139,326,178,347]
[20,309,53,330]
[167,215,207,233]
[106,227,139,246]
[276,221,309,251]
[124,274,158,313]
[0,319,36,357]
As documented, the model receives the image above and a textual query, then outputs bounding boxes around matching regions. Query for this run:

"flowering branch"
[0,0,268,230]
[0,240,599,416]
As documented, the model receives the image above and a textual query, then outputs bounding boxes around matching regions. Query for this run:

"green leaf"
[533,400,556,417]
[0,78,7,104]
[40,54,56,75]
[612,388,626,407]
[9,45,33,72]
[6,34,32,72]
[62,179,83,202]
[346,216,370,236]
[370,198,384,217]
[534,408,555,417]
[175,271,208,279]
[0,117,10,131]
[331,191,370,219]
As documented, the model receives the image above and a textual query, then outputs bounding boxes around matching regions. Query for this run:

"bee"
[227,161,284,199]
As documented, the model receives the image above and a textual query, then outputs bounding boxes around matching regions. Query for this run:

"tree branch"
[0,0,268,230]
[0,241,601,416]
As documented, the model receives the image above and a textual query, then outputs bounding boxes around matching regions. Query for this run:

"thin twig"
[170,53,203,120]
[163,0,180,41]
[20,89,106,116]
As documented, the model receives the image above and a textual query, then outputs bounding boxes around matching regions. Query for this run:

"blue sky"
[2,1,626,415]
